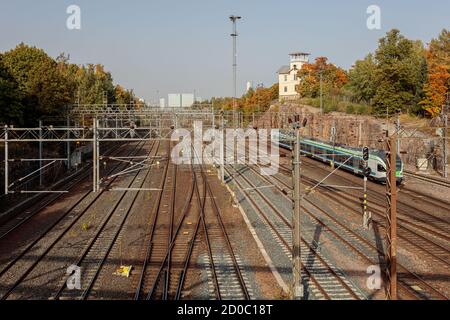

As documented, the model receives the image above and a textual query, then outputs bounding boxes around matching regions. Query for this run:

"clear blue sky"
[0,0,448,103]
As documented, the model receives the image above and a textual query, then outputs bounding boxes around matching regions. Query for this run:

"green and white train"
[273,131,404,184]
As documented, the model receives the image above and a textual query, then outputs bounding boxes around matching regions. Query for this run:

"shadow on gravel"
[303,224,322,300]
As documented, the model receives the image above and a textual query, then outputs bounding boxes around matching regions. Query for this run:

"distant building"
[159,98,166,108]
[277,52,310,102]
[246,81,253,93]
[168,93,195,108]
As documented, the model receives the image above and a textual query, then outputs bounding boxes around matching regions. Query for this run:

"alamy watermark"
[366,265,382,290]
[66,265,81,290]
[367,5,381,30]
[171,121,280,176]
[66,5,81,30]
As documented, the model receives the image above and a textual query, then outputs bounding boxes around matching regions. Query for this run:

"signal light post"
[362,146,371,229]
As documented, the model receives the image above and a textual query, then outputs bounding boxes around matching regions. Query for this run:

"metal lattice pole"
[292,128,303,299]
[66,116,71,169]
[385,132,398,300]
[96,118,100,192]
[4,125,8,195]
[39,120,43,186]
[443,94,449,178]
[230,15,241,128]
[93,118,98,193]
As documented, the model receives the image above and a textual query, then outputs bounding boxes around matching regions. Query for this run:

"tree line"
[210,83,279,116]
[298,29,449,117]
[0,43,140,126]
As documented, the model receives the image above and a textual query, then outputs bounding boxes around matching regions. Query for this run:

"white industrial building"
[277,52,310,101]
[168,93,195,108]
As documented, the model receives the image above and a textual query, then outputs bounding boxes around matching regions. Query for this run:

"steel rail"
[248,160,448,300]
[80,141,162,299]
[0,140,151,300]
[52,140,159,300]
[134,142,172,300]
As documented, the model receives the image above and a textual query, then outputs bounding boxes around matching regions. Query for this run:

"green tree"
[347,54,377,104]
[0,54,23,125]
[2,43,72,119]
[372,29,427,115]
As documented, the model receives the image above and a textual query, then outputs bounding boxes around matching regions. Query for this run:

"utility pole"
[4,125,8,195]
[66,116,71,169]
[292,117,305,300]
[443,93,449,178]
[93,118,98,193]
[395,110,401,156]
[39,120,43,186]
[385,132,398,300]
[230,15,241,128]
[331,119,336,168]
[319,72,323,115]
[220,114,225,183]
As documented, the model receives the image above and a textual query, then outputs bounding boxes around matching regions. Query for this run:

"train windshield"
[396,156,403,171]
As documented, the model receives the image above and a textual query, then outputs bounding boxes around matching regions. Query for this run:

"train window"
[396,158,402,171]
[358,160,365,170]
[378,164,386,172]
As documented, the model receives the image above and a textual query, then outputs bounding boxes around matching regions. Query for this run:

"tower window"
[284,75,288,82]
[284,86,288,93]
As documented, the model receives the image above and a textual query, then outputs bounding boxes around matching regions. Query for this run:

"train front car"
[370,150,404,185]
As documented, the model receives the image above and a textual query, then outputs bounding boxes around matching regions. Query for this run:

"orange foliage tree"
[420,29,450,117]
[297,57,348,98]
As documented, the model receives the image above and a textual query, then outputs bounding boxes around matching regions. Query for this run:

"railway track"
[195,163,251,300]
[289,151,450,225]
[224,162,365,300]
[133,140,178,300]
[279,146,450,215]
[225,142,448,299]
[275,162,450,268]
[54,140,162,300]
[404,170,450,188]
[276,150,450,246]
[0,142,125,241]
[243,162,449,300]
[135,144,251,300]
[0,140,155,300]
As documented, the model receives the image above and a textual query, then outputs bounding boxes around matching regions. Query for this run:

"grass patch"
[299,97,372,115]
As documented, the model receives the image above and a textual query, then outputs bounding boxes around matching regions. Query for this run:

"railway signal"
[362,146,371,229]
[363,146,369,162]
[363,167,371,178]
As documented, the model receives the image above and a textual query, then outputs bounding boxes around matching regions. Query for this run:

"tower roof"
[289,52,310,56]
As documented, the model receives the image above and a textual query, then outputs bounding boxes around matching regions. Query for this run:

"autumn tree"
[297,57,348,99]
[114,85,135,105]
[210,83,278,115]
[420,29,450,117]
